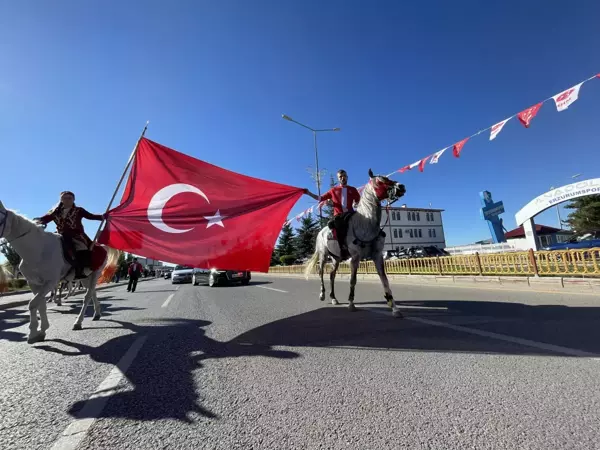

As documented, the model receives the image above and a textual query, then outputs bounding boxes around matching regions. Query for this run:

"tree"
[275,223,296,264]
[294,213,319,260]
[0,240,21,276]
[564,195,600,233]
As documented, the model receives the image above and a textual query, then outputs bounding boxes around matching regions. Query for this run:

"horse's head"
[368,169,406,202]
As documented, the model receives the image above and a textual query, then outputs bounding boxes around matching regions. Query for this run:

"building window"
[418,229,422,238]
[427,213,432,221]
[413,228,418,238]
[432,229,436,238]
[393,229,398,238]
[398,229,403,238]
[396,211,400,221]
[408,213,412,221]
[412,212,416,221]
[416,212,420,221]
[428,229,432,238]
[391,212,396,221]
[408,229,413,238]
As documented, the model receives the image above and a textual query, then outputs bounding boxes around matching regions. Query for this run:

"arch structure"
[515,178,600,250]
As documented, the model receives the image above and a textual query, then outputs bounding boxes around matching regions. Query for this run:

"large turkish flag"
[99,138,303,272]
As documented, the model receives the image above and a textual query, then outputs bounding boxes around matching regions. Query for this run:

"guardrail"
[268,248,600,277]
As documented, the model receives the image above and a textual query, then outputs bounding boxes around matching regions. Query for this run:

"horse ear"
[368,169,374,178]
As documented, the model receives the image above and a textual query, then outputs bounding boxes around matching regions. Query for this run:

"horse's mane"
[7,209,47,238]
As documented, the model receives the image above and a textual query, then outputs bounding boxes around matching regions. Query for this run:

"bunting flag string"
[284,72,599,225]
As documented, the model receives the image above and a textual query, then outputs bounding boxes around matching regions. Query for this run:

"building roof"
[504,224,567,239]
[388,206,445,212]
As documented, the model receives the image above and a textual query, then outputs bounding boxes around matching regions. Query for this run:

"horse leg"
[73,288,94,330]
[373,254,403,318]
[318,253,326,302]
[347,257,359,312]
[28,283,52,343]
[329,259,340,305]
[91,287,101,321]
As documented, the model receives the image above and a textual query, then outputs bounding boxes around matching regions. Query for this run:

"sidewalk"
[0,278,156,310]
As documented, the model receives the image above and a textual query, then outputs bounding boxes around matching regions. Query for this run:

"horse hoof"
[331,298,339,305]
[72,323,83,331]
[92,315,100,321]
[348,304,357,312]
[319,295,325,302]
[393,310,404,318]
[27,333,45,344]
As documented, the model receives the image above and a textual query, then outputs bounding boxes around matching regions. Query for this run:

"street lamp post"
[551,173,582,230]
[282,114,340,225]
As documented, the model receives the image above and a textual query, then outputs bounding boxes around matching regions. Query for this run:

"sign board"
[515,178,600,225]
[480,190,506,243]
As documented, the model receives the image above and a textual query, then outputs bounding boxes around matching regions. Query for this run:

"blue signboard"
[480,190,506,243]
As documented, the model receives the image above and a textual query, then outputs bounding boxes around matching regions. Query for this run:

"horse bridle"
[0,210,35,245]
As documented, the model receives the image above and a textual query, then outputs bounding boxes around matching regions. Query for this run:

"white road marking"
[50,336,147,450]
[367,307,596,358]
[254,285,289,293]
[176,286,180,291]
[161,294,174,308]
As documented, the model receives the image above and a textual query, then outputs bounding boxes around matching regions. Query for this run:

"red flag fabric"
[99,138,303,272]
[399,165,412,173]
[452,138,469,158]
[517,102,542,128]
[418,156,431,172]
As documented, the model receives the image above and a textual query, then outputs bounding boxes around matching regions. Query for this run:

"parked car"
[193,268,251,287]
[164,271,171,279]
[171,265,194,284]
[543,231,600,251]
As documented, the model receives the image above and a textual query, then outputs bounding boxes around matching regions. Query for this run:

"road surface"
[1,275,599,449]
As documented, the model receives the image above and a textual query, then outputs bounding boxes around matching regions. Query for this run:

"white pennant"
[429,147,448,164]
[489,117,511,141]
[552,82,583,112]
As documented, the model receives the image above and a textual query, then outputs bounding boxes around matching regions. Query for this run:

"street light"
[551,173,583,230]
[282,114,341,224]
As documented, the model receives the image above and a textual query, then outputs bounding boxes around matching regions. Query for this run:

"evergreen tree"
[564,195,600,233]
[294,213,319,260]
[276,223,296,264]
[0,241,21,276]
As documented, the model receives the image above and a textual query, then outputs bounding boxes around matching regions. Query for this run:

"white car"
[171,265,194,284]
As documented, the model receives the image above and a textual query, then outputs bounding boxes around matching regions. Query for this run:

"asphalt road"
[1,275,599,450]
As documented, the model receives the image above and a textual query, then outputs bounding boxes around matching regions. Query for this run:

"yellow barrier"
[268,248,600,277]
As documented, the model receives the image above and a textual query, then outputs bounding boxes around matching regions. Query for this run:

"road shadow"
[229,299,600,357]
[0,308,29,342]
[35,318,299,422]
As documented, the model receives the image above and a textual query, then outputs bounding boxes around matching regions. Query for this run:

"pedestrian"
[127,258,143,293]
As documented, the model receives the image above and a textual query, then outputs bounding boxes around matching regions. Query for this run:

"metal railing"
[268,248,600,277]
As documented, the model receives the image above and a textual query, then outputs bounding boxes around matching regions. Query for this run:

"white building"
[379,206,446,252]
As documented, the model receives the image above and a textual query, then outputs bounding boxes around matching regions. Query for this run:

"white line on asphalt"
[176,286,180,291]
[254,285,289,293]
[367,307,596,358]
[161,294,174,308]
[50,336,147,450]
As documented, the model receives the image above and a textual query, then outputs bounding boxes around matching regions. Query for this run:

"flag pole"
[91,121,149,248]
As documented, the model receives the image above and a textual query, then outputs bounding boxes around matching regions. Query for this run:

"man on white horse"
[34,191,106,279]
[305,169,361,259]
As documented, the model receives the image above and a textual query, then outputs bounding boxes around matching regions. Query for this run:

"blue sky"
[1,1,599,251]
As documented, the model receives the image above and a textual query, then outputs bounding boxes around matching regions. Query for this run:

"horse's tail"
[304,246,321,280]
[98,247,121,284]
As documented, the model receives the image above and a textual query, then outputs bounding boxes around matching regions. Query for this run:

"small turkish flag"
[417,156,431,172]
[429,148,447,164]
[489,118,510,141]
[552,83,583,112]
[399,165,412,173]
[452,138,469,158]
[517,102,542,128]
[99,138,303,272]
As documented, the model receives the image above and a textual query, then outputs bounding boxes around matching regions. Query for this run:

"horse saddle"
[59,237,107,278]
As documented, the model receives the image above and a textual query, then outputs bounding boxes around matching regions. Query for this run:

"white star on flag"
[204,210,226,228]
[429,148,448,164]
[489,118,511,141]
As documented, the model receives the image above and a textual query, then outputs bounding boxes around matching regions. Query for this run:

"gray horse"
[304,170,406,317]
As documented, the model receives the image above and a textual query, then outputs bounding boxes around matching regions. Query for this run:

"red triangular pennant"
[399,165,412,173]
[418,156,431,172]
[517,102,542,128]
[452,138,469,158]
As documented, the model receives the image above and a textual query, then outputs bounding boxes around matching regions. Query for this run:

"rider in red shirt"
[305,169,361,254]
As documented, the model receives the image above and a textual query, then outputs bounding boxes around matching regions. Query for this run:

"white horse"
[304,170,406,317]
[48,280,84,306]
[0,201,119,343]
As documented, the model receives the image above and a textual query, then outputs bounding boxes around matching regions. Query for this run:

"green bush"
[279,255,296,266]
[9,279,28,289]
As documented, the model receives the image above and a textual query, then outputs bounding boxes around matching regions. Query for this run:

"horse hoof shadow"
[72,323,82,331]
[27,333,46,344]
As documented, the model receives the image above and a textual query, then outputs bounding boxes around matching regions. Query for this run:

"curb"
[264,272,600,294]
[0,278,156,311]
